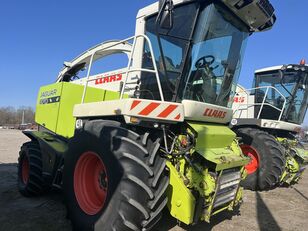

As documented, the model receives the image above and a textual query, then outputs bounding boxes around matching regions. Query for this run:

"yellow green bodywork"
[294,147,308,163]
[277,137,308,184]
[188,123,249,171]
[35,82,119,138]
[166,162,196,224]
[166,123,249,224]
[36,83,249,225]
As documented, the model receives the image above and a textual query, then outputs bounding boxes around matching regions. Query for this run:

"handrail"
[233,86,287,121]
[81,34,164,103]
[81,53,95,103]
[119,34,164,101]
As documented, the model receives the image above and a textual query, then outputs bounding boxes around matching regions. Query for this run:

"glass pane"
[255,69,308,124]
[182,4,248,107]
[140,2,248,104]
[141,3,197,101]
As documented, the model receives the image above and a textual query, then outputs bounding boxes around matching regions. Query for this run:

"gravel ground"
[0,129,307,231]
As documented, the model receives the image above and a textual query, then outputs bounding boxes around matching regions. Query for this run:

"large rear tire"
[63,120,169,231]
[18,141,44,196]
[236,127,285,191]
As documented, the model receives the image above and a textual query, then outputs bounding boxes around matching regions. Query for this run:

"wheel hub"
[240,145,260,175]
[99,171,108,189]
[74,151,108,215]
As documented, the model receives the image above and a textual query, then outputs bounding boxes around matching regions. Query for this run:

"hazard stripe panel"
[157,105,178,118]
[174,114,181,120]
[138,102,160,116]
[130,100,141,110]
[73,98,184,123]
[129,100,183,121]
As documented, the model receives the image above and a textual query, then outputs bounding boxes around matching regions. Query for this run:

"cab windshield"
[141,2,249,107]
[181,4,248,108]
[255,68,308,124]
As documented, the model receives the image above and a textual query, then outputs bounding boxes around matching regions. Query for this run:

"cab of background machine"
[253,62,308,124]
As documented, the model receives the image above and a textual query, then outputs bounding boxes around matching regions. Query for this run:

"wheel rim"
[21,155,29,184]
[74,151,108,215]
[240,145,260,174]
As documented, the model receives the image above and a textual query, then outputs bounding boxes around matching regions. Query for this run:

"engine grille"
[213,169,241,209]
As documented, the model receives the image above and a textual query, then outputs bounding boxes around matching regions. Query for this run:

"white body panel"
[136,0,192,19]
[255,64,308,74]
[71,68,138,97]
[232,85,255,119]
[73,98,184,123]
[73,99,233,124]
[232,85,302,132]
[255,65,283,74]
[183,100,232,124]
[56,41,132,82]
[259,119,301,132]
[72,68,127,92]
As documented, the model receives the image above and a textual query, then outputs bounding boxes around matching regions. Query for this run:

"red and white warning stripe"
[73,98,184,123]
[129,100,183,121]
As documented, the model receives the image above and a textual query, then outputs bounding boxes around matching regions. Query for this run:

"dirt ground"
[0,129,307,231]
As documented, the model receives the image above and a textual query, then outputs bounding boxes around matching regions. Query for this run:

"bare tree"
[0,106,35,125]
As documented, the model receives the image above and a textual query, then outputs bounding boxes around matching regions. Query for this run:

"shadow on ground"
[0,163,71,231]
[293,187,308,201]
[0,163,241,231]
[155,208,241,231]
[1,162,308,231]
[255,191,281,231]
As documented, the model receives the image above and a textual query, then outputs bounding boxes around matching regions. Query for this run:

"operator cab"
[254,62,308,124]
[52,0,276,127]
[140,0,275,110]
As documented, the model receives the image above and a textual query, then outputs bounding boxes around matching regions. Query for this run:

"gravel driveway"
[0,129,307,231]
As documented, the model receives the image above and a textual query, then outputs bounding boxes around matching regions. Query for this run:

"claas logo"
[233,96,245,103]
[95,74,122,85]
[203,108,227,119]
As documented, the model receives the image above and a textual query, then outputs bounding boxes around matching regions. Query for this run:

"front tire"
[236,128,285,191]
[63,120,169,231]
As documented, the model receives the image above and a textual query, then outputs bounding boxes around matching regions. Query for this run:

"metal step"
[213,169,242,209]
[214,187,237,208]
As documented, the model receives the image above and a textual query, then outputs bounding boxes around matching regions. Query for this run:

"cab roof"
[255,64,308,74]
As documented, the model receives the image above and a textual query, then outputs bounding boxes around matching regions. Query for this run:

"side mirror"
[158,0,174,30]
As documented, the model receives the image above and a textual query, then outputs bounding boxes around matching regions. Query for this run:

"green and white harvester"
[232,62,308,190]
[18,0,276,230]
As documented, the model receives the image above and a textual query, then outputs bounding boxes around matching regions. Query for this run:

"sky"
[0,0,307,124]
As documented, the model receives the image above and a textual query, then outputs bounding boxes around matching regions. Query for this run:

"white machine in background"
[231,61,308,190]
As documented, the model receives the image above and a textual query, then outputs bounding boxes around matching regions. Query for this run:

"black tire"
[18,141,44,196]
[63,120,169,231]
[236,127,286,191]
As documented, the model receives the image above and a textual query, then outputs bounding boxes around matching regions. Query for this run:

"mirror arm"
[154,0,175,98]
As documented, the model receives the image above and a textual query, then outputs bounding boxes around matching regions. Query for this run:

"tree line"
[0,107,35,125]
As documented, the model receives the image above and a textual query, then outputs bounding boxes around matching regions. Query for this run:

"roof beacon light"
[300,59,306,65]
